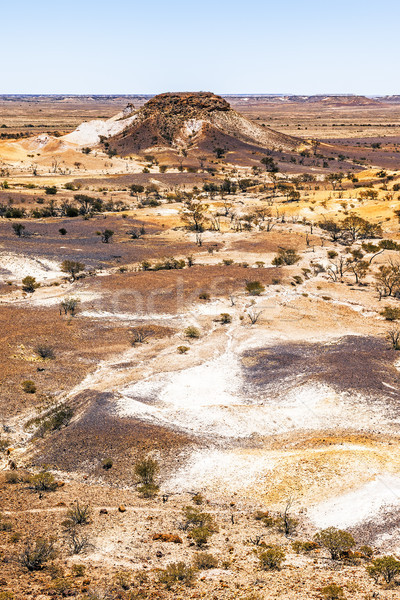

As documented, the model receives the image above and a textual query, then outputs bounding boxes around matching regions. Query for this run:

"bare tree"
[247,308,263,324]
[279,497,298,536]
[51,157,59,173]
[326,256,350,283]
[388,327,400,350]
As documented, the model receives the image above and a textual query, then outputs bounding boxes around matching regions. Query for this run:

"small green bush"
[0,516,12,532]
[5,471,20,484]
[134,456,159,485]
[22,276,39,293]
[192,492,203,505]
[272,248,301,266]
[35,344,55,360]
[254,510,275,528]
[245,281,265,296]
[257,545,285,570]
[138,482,159,498]
[33,404,73,436]
[177,346,190,354]
[189,526,212,547]
[102,458,113,470]
[64,501,92,527]
[184,326,200,339]
[321,584,346,600]
[71,564,86,577]
[22,380,36,394]
[218,313,232,324]
[44,186,57,195]
[182,506,217,546]
[198,292,210,300]
[292,540,319,554]
[0,437,11,452]
[29,470,58,492]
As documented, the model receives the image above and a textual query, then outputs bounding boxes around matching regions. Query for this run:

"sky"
[2,0,400,95]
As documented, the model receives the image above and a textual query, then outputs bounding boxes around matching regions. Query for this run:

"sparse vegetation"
[64,501,92,527]
[22,380,36,393]
[35,344,55,360]
[272,247,301,266]
[321,584,346,600]
[193,552,218,570]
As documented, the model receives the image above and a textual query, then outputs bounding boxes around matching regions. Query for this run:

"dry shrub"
[193,552,218,570]
[158,562,195,588]
[64,501,92,527]
[29,470,58,492]
[19,537,57,570]
[257,545,286,570]
[152,533,183,543]
[321,584,346,600]
[254,510,275,528]
[292,540,319,554]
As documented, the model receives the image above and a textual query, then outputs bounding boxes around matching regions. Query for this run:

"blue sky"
[2,0,400,94]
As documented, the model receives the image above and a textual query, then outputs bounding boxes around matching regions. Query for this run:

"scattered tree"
[12,223,25,237]
[245,281,265,296]
[61,260,85,282]
[22,276,39,293]
[314,527,355,560]
[366,555,400,584]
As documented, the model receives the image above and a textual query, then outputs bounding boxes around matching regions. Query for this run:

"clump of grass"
[63,501,92,527]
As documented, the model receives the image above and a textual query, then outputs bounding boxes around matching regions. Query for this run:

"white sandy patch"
[155,207,179,216]
[63,114,137,146]
[308,475,400,529]
[0,252,63,283]
[191,299,227,316]
[80,309,182,322]
[31,291,100,307]
[165,448,274,494]
[117,346,385,438]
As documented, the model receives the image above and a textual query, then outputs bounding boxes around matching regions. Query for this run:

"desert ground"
[1,93,400,599]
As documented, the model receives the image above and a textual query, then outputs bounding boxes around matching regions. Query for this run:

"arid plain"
[1,93,400,599]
